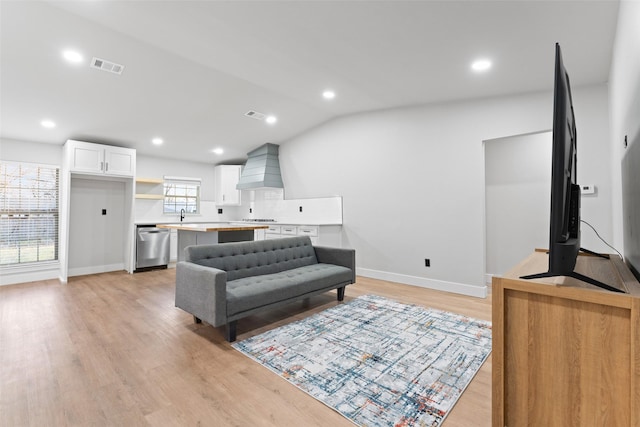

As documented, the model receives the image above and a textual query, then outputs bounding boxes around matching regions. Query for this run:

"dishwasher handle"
[137,227,169,234]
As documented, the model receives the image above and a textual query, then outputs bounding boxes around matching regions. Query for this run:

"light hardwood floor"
[0,270,492,426]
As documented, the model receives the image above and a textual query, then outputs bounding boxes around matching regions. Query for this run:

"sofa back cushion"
[185,236,318,281]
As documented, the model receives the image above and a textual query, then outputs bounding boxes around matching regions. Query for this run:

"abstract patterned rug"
[232,295,492,427]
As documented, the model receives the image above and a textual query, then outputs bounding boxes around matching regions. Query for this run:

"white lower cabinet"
[266,224,319,244]
[265,225,281,240]
[297,225,319,238]
[281,225,297,235]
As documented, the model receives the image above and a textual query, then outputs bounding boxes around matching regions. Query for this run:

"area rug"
[232,294,492,427]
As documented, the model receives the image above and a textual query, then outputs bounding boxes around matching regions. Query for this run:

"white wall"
[280,84,611,296]
[135,154,243,223]
[485,132,551,279]
[0,138,62,164]
[137,155,216,200]
[609,0,640,252]
[68,178,126,276]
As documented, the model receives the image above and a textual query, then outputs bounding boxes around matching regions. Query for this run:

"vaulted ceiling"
[0,1,619,164]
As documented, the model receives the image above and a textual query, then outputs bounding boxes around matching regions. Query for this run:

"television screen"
[521,43,624,293]
[548,43,580,275]
[622,134,640,281]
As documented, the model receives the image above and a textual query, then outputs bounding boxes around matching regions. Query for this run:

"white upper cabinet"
[66,140,135,177]
[214,165,242,206]
[104,146,135,176]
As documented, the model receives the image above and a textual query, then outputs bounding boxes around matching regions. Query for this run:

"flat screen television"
[521,43,624,293]
[622,133,640,282]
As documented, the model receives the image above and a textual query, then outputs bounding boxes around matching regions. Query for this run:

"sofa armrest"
[313,246,356,284]
[175,261,228,327]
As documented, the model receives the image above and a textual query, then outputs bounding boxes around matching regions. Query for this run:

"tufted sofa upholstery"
[175,236,355,341]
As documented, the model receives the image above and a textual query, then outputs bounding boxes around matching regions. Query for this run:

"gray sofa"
[175,236,356,341]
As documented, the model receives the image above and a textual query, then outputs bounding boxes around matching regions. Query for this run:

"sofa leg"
[337,287,345,301]
[225,321,237,342]
[194,315,202,324]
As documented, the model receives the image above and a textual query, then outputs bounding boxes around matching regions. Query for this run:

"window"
[0,162,59,266]
[163,177,200,214]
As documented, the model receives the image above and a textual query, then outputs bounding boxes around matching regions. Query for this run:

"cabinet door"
[104,146,135,177]
[215,165,241,206]
[70,142,104,174]
[297,225,319,237]
[267,225,281,234]
[67,140,135,177]
[281,225,297,235]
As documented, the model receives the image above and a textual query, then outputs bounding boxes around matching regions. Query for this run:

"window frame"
[0,161,60,267]
[162,177,201,215]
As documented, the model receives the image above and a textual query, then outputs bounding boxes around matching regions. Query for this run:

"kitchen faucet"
[180,208,185,222]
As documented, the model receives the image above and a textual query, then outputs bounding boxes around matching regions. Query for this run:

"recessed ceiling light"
[62,49,83,64]
[41,119,56,128]
[322,90,336,100]
[265,115,277,125]
[211,148,224,155]
[152,138,163,145]
[471,59,492,72]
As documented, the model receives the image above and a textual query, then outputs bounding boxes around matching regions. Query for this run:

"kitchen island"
[158,223,269,262]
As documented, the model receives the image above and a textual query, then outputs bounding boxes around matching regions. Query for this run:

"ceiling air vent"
[245,110,267,121]
[90,57,125,75]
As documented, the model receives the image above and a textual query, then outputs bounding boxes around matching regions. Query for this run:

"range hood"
[236,143,284,190]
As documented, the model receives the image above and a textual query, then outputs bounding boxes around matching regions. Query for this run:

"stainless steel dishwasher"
[135,225,170,271]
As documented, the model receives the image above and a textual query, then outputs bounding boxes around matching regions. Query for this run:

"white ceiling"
[1,0,619,164]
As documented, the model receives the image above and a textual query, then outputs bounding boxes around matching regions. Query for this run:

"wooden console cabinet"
[492,250,640,427]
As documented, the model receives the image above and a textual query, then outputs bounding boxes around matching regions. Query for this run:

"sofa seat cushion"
[226,263,353,316]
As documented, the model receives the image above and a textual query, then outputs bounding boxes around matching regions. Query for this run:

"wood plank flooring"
[0,270,492,426]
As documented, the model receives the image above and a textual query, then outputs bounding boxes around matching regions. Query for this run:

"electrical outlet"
[217,208,223,214]
[299,206,303,212]
[580,184,595,195]
[101,209,107,215]
[425,259,430,267]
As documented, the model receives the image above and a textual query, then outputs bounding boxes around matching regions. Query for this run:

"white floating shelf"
[135,194,164,200]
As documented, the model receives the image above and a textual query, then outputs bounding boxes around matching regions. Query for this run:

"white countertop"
[157,223,269,232]
[233,221,343,226]
[136,220,342,226]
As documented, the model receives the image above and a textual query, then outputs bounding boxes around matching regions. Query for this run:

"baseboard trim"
[485,273,499,285]
[68,263,125,277]
[0,266,60,286]
[357,267,487,298]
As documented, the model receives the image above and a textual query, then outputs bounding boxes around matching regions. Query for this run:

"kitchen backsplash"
[135,200,243,224]
[250,195,343,224]
[135,192,342,225]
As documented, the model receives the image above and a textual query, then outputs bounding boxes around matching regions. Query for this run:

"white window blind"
[163,177,200,214]
[0,162,60,266]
